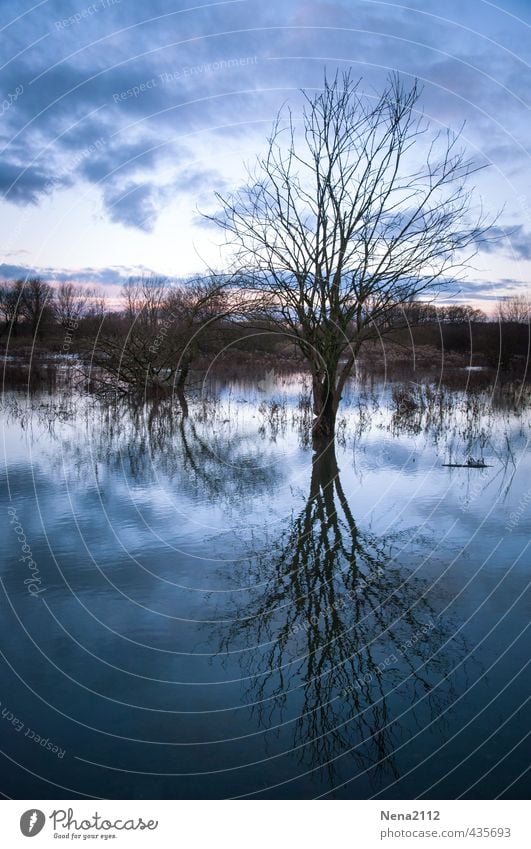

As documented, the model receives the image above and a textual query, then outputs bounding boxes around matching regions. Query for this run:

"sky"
[1,0,531,308]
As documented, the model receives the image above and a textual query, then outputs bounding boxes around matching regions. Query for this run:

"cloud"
[0,262,163,286]
[0,0,529,265]
[0,161,64,204]
[172,167,226,198]
[78,139,161,184]
[438,277,530,303]
[99,164,226,230]
[477,225,531,261]
[103,181,164,231]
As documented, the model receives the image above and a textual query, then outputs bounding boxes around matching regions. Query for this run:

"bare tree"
[122,275,168,330]
[496,294,530,324]
[91,275,228,409]
[54,282,93,326]
[0,279,23,337]
[439,304,486,323]
[85,286,107,321]
[19,277,55,340]
[210,71,491,443]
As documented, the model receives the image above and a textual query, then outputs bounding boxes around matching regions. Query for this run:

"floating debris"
[442,456,490,468]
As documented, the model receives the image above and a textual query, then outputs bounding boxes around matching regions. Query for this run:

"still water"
[1,374,530,798]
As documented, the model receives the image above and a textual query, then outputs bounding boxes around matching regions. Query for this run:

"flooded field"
[1,372,530,798]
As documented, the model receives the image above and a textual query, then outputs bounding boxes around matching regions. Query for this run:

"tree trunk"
[176,360,189,417]
[311,369,338,446]
[309,439,339,501]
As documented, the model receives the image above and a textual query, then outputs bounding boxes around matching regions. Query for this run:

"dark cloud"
[103,181,165,231]
[0,262,161,285]
[0,161,64,204]
[78,140,161,184]
[100,165,225,229]
[0,0,529,253]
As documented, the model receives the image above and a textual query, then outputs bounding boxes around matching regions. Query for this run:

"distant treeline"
[0,278,105,342]
[1,277,529,379]
[396,298,529,369]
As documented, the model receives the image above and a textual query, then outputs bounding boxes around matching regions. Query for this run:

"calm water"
[1,373,530,799]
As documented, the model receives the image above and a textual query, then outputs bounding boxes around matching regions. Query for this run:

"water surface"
[1,374,530,798]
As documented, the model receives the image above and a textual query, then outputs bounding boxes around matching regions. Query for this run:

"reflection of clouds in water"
[1,373,529,797]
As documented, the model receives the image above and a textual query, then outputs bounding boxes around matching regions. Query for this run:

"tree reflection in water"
[34,395,468,791]
[82,395,287,505]
[220,442,467,791]
[3,391,471,793]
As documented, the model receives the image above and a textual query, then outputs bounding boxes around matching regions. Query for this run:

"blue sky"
[1,0,530,307]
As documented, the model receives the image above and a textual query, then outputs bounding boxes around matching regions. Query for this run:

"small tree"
[496,294,530,324]
[211,71,490,443]
[122,275,168,331]
[19,277,55,340]
[54,282,95,326]
[439,304,487,324]
[0,280,23,337]
[92,275,228,409]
